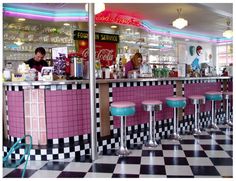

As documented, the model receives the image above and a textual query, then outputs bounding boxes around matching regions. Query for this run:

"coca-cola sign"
[78,40,117,67]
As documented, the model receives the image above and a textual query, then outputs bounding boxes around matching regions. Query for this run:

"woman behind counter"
[124,52,142,78]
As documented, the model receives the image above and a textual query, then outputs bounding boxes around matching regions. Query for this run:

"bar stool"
[205,91,223,129]
[142,100,162,147]
[166,96,186,140]
[110,101,135,156]
[188,95,206,135]
[224,91,233,126]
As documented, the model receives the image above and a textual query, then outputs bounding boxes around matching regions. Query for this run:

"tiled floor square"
[187,157,213,166]
[219,144,233,151]
[225,151,233,157]
[117,156,141,164]
[194,135,212,139]
[205,150,231,158]
[30,170,61,178]
[165,165,193,176]
[84,172,113,178]
[141,156,165,165]
[128,149,143,157]
[181,144,203,150]
[190,166,220,176]
[40,161,70,171]
[63,162,92,172]
[162,144,182,150]
[141,150,163,157]
[161,139,180,145]
[4,169,37,178]
[113,164,140,174]
[180,139,198,144]
[197,139,217,145]
[200,144,223,150]
[215,166,233,177]
[140,165,166,175]
[112,173,139,178]
[57,171,86,178]
[210,158,233,166]
[94,155,119,164]
[2,168,15,177]
[184,150,207,157]
[163,150,185,157]
[88,163,116,173]
[164,157,189,165]
[18,160,48,170]
[215,139,233,145]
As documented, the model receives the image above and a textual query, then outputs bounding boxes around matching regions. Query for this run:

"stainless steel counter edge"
[3,76,232,86]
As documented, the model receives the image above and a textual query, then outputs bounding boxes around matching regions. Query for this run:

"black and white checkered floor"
[3,124,233,178]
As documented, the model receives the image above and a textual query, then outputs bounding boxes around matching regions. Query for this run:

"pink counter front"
[3,77,232,160]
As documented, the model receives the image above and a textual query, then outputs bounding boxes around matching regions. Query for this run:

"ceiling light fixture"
[18,18,26,21]
[85,3,105,15]
[172,8,188,29]
[111,25,117,29]
[223,20,233,39]
[63,23,70,26]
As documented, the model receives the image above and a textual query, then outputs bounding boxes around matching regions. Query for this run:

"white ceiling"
[3,3,233,39]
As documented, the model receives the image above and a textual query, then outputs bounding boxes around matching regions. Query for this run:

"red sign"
[77,40,116,67]
[95,11,142,28]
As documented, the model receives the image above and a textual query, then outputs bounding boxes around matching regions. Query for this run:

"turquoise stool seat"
[166,96,186,140]
[111,102,135,116]
[166,96,187,108]
[205,91,222,129]
[110,101,136,156]
[205,91,223,101]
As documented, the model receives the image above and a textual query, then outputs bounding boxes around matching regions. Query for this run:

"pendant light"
[223,20,233,39]
[172,8,188,29]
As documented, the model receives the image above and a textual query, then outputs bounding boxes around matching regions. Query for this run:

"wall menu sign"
[73,30,119,43]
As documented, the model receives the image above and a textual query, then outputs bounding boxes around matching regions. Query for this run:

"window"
[216,43,233,74]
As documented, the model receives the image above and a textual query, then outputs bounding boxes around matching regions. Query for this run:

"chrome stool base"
[208,123,219,130]
[191,128,202,136]
[116,147,131,156]
[145,139,159,147]
[169,133,182,141]
[226,121,233,127]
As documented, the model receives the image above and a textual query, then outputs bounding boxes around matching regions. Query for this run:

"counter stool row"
[110,91,232,156]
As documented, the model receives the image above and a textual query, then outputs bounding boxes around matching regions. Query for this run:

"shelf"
[149,63,177,65]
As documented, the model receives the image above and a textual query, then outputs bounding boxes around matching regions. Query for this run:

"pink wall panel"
[112,85,174,128]
[46,89,91,139]
[184,82,222,115]
[7,91,25,137]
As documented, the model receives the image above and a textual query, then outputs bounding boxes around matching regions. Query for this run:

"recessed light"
[63,23,70,26]
[126,28,131,31]
[111,25,118,29]
[18,18,26,22]
[94,24,97,26]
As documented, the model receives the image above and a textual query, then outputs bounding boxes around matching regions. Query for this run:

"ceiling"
[3,3,233,41]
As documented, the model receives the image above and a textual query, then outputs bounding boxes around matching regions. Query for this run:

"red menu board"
[74,31,119,68]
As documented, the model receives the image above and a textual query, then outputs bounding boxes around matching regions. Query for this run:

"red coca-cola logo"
[79,41,116,67]
[81,48,114,61]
